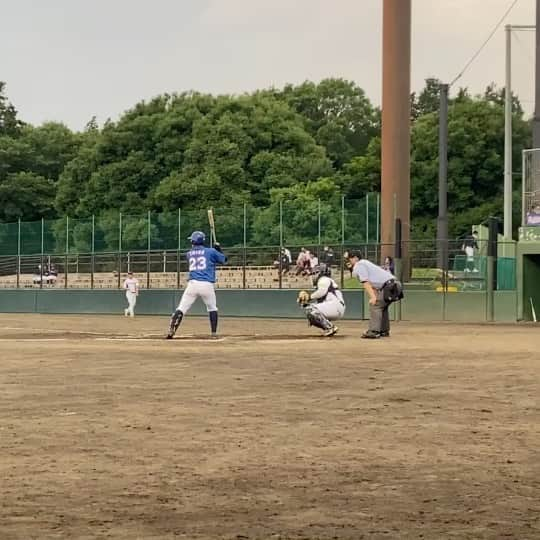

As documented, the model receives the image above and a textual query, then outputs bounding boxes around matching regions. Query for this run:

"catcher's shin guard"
[209,310,218,334]
[167,309,183,338]
[304,304,332,331]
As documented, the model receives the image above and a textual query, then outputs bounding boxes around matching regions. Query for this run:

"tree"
[274,78,380,168]
[251,178,344,246]
[410,91,530,239]
[0,82,23,137]
[0,172,56,221]
[411,78,441,121]
[338,137,381,198]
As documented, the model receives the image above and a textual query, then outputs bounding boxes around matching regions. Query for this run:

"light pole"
[504,24,535,240]
[437,84,449,273]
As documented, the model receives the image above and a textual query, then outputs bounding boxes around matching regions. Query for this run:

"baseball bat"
[207,208,217,246]
[530,297,537,323]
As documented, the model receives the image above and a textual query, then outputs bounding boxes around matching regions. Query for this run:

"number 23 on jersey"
[189,256,207,271]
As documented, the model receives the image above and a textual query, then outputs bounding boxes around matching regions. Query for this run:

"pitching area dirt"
[0,314,539,539]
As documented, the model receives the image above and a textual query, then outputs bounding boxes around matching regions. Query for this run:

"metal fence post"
[40,218,44,290]
[147,210,151,289]
[41,218,44,258]
[318,198,321,253]
[340,195,345,289]
[65,216,69,289]
[16,218,21,289]
[279,199,283,289]
[394,218,402,322]
[118,212,122,289]
[486,218,498,322]
[376,193,380,244]
[176,208,181,289]
[366,193,370,246]
[91,215,95,289]
[243,203,247,289]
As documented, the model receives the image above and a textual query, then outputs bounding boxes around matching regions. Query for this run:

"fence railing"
[0,239,517,292]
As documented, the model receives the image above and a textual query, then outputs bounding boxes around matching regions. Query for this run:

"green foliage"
[0,77,533,252]
[251,178,343,246]
[274,78,380,167]
[0,82,24,136]
[410,78,441,121]
[0,172,56,221]
[338,137,381,198]
[410,86,530,239]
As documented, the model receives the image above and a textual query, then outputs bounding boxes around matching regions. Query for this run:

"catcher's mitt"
[297,290,311,305]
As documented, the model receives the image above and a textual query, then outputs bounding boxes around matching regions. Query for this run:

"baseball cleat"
[361,331,381,339]
[379,331,390,337]
[166,333,174,339]
[323,325,339,337]
[124,309,128,317]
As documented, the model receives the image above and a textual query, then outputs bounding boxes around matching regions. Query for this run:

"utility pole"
[504,25,512,239]
[437,84,449,273]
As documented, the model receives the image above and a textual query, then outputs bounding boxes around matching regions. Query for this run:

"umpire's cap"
[345,249,363,260]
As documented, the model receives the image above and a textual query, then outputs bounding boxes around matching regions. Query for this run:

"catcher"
[297,263,345,337]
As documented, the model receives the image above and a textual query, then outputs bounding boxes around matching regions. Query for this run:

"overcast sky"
[1,0,537,130]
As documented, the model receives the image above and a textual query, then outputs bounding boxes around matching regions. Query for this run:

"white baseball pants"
[178,280,217,313]
[313,298,345,321]
[126,291,137,316]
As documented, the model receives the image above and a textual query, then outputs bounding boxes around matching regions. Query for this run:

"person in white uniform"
[123,271,139,317]
[297,263,345,337]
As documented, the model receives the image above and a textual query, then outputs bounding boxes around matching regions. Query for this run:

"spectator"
[461,231,479,272]
[309,253,319,274]
[274,248,290,275]
[283,247,292,265]
[526,205,540,226]
[382,256,395,275]
[320,246,335,267]
[295,248,311,276]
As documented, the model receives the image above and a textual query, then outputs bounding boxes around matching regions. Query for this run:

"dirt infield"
[1,314,539,540]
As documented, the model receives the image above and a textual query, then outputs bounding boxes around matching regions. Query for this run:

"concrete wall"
[0,289,518,322]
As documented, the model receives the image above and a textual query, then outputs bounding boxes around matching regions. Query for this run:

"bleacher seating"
[0,266,318,290]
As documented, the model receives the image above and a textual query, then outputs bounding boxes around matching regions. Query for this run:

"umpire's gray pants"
[368,288,390,333]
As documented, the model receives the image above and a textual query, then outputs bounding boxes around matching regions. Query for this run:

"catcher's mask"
[312,263,331,285]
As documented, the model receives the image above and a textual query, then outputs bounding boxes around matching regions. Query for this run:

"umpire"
[346,250,403,339]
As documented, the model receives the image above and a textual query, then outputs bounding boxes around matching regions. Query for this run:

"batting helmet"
[188,231,205,245]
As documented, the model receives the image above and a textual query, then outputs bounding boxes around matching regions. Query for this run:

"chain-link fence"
[0,196,518,292]
[0,195,380,257]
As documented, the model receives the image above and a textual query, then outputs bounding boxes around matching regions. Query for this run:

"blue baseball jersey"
[187,247,227,283]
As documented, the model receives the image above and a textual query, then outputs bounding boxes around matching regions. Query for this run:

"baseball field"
[1,314,539,540]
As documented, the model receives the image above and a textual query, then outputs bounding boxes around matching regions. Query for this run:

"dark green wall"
[522,255,540,321]
[0,289,518,321]
[517,241,540,320]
